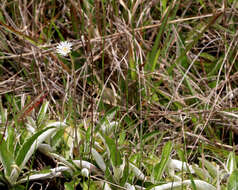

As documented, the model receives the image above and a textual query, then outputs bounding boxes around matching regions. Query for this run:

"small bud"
[229,92,234,99]
[81,168,89,177]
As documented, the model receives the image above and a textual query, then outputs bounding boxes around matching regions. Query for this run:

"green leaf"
[153,141,172,182]
[86,125,92,144]
[12,126,60,183]
[198,158,217,178]
[65,181,74,190]
[99,107,118,134]
[192,165,211,182]
[146,48,161,73]
[118,130,126,146]
[228,169,238,190]
[199,53,216,62]
[207,56,223,77]
[142,131,164,145]
[161,0,168,12]
[101,107,118,124]
[6,126,15,154]
[0,135,14,178]
[226,152,237,174]
[65,178,80,190]
[146,4,173,73]
[129,55,137,80]
[37,101,49,127]
[120,158,129,186]
[0,103,7,124]
[52,22,65,41]
[173,12,223,79]
[51,128,65,148]
[104,134,122,167]
[81,181,97,190]
[0,21,39,46]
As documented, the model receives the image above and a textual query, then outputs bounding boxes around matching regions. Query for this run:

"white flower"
[81,168,89,177]
[229,92,234,99]
[56,41,72,56]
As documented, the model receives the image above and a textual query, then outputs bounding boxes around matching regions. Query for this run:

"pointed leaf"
[6,126,15,154]
[198,158,217,178]
[104,134,122,167]
[153,141,172,182]
[37,101,49,126]
[100,107,118,127]
[228,169,238,190]
[0,135,14,178]
[192,165,211,181]
[226,152,237,174]
[15,126,56,169]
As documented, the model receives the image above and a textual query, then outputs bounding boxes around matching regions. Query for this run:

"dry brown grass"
[0,0,238,189]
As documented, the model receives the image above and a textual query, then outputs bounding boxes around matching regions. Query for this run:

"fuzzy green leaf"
[15,126,58,178]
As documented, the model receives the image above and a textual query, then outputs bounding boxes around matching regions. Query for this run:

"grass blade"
[146,1,176,72]
[153,141,172,182]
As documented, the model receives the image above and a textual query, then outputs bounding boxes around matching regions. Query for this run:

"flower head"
[81,168,89,177]
[56,41,72,56]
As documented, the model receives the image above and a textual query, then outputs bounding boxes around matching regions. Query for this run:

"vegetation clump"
[0,0,238,189]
